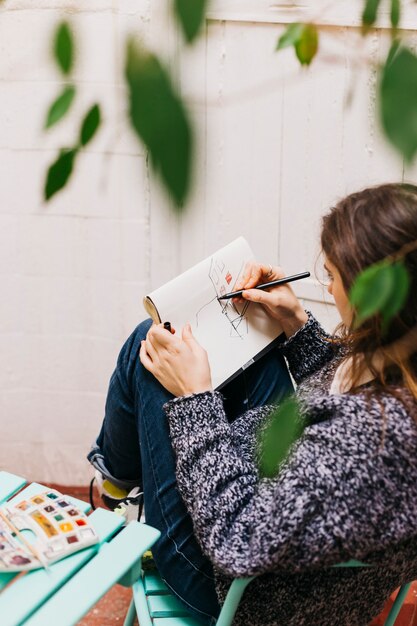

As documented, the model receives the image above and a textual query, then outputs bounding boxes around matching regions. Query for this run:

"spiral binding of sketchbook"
[143,296,160,323]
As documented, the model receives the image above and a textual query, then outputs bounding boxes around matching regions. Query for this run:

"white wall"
[1,0,416,484]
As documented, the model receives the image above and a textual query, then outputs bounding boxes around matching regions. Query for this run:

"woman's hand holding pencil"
[231,261,309,339]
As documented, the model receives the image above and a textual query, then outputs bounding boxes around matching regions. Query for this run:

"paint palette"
[0,489,99,572]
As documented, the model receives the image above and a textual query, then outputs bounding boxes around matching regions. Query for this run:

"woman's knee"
[135,318,153,339]
[118,318,153,368]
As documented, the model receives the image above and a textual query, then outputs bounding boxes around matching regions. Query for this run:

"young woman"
[88,183,417,626]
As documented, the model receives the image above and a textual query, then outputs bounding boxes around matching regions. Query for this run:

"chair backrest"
[215,562,411,626]
[215,577,255,626]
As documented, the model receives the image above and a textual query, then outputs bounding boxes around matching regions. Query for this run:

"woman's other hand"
[234,261,308,338]
[139,323,213,397]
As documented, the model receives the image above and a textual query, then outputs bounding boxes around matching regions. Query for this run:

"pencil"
[217,271,311,300]
[0,509,50,571]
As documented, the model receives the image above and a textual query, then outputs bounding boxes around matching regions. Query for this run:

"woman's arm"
[165,391,416,578]
[233,262,339,383]
[233,261,309,339]
[229,405,273,469]
[278,312,339,384]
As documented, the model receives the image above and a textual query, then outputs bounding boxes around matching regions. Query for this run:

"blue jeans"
[87,319,293,624]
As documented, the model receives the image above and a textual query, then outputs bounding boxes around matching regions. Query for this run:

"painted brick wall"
[2,1,416,484]
[0,0,158,484]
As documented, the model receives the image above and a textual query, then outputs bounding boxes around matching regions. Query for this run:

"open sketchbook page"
[144,237,283,390]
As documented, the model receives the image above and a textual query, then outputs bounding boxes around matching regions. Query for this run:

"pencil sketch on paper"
[195,257,250,339]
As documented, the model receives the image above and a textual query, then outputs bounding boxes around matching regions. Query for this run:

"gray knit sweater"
[164,314,417,626]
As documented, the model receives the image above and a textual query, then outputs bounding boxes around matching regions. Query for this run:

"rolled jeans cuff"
[87,444,141,491]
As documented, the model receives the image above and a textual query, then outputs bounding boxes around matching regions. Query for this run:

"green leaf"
[54,22,74,75]
[380,44,417,162]
[258,396,304,479]
[386,38,401,67]
[349,259,411,330]
[174,0,208,43]
[350,261,394,326]
[350,261,410,331]
[276,23,304,51]
[276,23,318,66]
[362,0,382,33]
[391,0,401,29]
[125,40,192,209]
[380,262,410,328]
[45,85,76,129]
[295,24,319,66]
[44,148,77,201]
[80,104,101,147]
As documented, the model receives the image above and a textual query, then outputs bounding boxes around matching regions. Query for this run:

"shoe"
[90,470,144,523]
[113,486,144,524]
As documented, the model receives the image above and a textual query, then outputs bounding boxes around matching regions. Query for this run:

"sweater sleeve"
[279,312,339,384]
[165,390,417,578]
[229,405,273,467]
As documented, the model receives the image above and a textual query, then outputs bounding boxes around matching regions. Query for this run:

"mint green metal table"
[0,471,410,626]
[0,471,160,626]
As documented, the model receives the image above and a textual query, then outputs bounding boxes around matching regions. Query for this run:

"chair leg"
[384,583,412,626]
[123,597,137,626]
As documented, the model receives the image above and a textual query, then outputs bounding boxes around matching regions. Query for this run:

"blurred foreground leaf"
[54,22,74,75]
[380,262,410,327]
[258,396,304,479]
[295,24,318,66]
[277,23,304,50]
[349,260,410,329]
[80,104,101,146]
[380,43,417,162]
[44,148,77,201]
[276,23,318,66]
[45,85,76,129]
[174,0,208,43]
[125,40,192,208]
[391,0,401,28]
[362,0,382,33]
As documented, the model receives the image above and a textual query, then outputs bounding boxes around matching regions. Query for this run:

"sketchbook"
[0,489,99,572]
[143,237,284,390]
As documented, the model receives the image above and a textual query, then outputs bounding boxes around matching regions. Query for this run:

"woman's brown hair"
[321,183,417,399]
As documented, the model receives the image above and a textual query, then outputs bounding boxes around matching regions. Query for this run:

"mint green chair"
[126,560,411,626]
[126,569,255,626]
[0,471,411,626]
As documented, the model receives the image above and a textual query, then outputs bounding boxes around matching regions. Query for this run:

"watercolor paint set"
[0,489,99,572]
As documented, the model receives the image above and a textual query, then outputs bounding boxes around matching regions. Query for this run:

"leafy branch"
[42,2,417,210]
[38,1,417,481]
[276,1,417,164]
[43,2,208,207]
[44,22,101,201]
[45,104,101,200]
[276,1,417,337]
